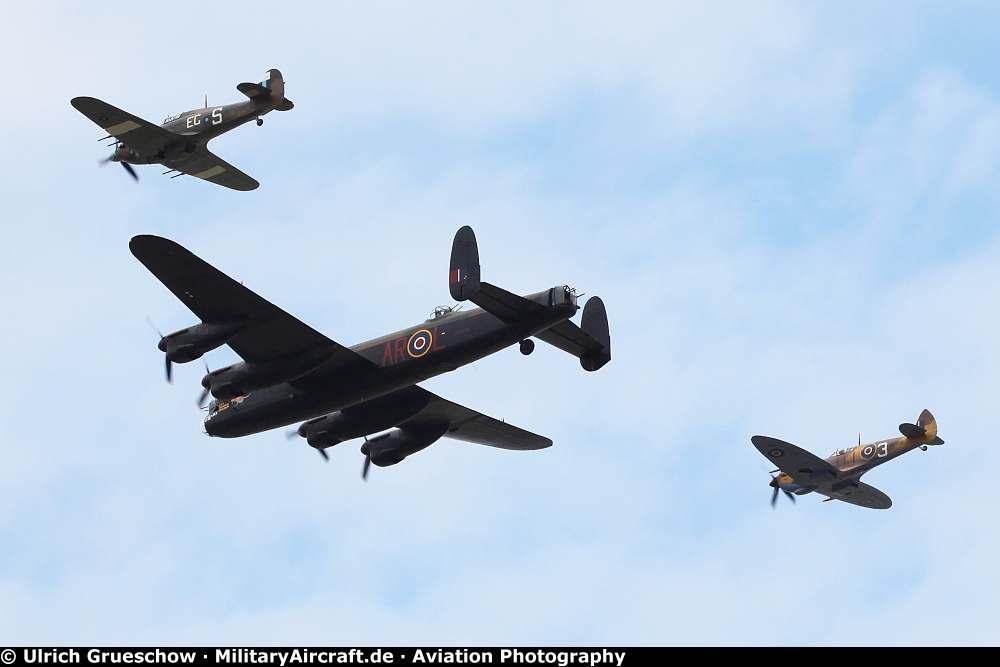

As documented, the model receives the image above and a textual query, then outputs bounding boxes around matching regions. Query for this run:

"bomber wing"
[401,388,552,450]
[751,435,840,485]
[129,235,375,377]
[819,481,892,510]
[71,96,179,154]
[163,147,259,192]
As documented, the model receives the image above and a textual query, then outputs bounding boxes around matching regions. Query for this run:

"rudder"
[449,226,481,301]
[579,296,611,371]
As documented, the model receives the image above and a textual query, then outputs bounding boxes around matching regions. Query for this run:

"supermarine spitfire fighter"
[130,227,611,478]
[71,69,293,191]
[752,410,944,509]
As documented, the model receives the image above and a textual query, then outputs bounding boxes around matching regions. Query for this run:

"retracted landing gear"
[519,339,535,356]
[256,117,263,126]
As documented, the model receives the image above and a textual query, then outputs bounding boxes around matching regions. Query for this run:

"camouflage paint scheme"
[129,226,611,475]
[71,69,293,190]
[752,410,944,509]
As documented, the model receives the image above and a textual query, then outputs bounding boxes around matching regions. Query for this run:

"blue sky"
[2,1,1000,645]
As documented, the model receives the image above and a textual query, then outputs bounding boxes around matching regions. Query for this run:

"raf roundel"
[407,329,433,358]
[861,444,876,460]
[769,448,784,458]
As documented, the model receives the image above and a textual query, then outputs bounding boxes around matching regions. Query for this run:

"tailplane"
[237,69,294,110]
[447,226,611,371]
[899,409,943,444]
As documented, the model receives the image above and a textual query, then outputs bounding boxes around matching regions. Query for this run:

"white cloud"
[2,0,1000,647]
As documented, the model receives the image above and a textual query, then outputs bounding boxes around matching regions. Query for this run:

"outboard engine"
[157,320,246,382]
[159,321,246,364]
[362,422,451,469]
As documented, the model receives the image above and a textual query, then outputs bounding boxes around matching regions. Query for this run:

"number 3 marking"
[877,442,888,457]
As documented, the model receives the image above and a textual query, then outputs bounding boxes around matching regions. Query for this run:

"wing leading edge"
[129,235,374,377]
[751,435,840,484]
[71,96,179,154]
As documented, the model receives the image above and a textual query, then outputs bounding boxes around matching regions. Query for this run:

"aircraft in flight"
[130,226,611,478]
[752,409,944,509]
[71,69,293,191]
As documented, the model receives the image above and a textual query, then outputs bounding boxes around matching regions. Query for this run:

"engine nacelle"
[159,321,246,364]
[298,391,431,449]
[203,345,335,399]
[361,423,450,468]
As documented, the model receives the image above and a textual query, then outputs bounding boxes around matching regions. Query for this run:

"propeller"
[285,426,331,462]
[197,361,211,408]
[120,162,139,182]
[361,436,371,481]
[97,141,138,181]
[144,315,171,383]
[769,474,796,508]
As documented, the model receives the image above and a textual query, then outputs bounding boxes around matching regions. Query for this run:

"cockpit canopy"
[427,305,460,321]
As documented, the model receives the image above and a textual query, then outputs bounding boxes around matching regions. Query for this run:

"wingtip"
[129,235,190,263]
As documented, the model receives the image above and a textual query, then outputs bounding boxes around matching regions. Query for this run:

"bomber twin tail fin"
[535,297,611,371]
[447,226,611,371]
[449,225,482,301]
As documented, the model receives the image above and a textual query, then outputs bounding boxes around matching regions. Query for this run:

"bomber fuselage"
[203,289,576,438]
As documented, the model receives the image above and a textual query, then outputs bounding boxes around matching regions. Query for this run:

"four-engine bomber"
[131,226,611,478]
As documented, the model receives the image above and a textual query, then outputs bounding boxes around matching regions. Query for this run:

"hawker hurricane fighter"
[752,410,944,509]
[130,226,611,478]
[71,69,293,191]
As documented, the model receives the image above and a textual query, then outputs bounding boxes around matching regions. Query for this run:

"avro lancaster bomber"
[130,227,611,478]
[72,69,293,191]
[752,409,944,509]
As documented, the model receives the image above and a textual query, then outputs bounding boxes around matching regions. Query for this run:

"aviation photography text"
[10,649,630,667]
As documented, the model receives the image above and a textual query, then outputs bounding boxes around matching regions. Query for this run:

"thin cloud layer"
[1,0,999,646]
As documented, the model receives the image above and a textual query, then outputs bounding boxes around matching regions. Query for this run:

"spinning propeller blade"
[769,474,795,508]
[121,162,139,182]
[143,315,171,383]
[197,361,211,408]
[361,436,371,481]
